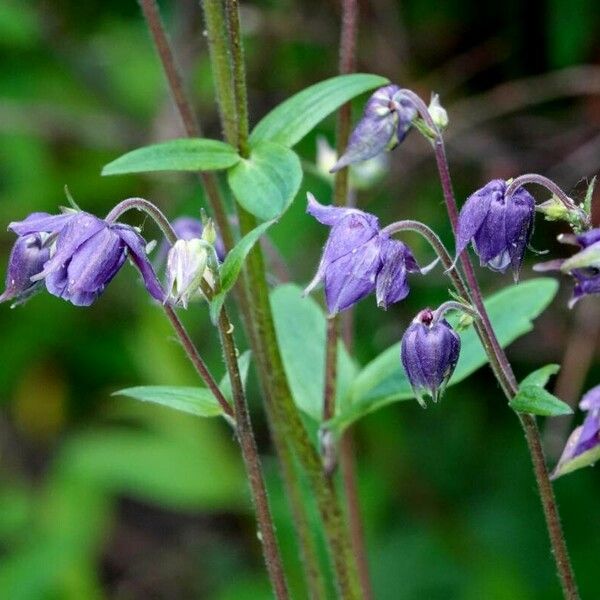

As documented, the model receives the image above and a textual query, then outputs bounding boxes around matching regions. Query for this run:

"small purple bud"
[330,85,417,173]
[456,179,535,280]
[6,210,163,306]
[375,238,421,309]
[534,227,600,307]
[551,384,600,479]
[0,233,50,305]
[400,308,461,407]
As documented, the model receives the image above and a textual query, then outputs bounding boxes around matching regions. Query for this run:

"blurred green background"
[1,0,600,598]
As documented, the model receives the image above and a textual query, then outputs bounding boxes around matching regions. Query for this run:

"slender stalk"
[217,304,290,599]
[137,0,235,253]
[506,174,579,212]
[399,89,579,599]
[207,0,362,595]
[327,0,374,597]
[163,305,234,420]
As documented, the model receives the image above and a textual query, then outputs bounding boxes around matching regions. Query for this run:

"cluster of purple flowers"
[0,209,212,308]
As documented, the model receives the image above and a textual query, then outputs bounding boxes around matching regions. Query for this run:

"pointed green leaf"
[210,220,275,322]
[270,284,358,422]
[102,138,240,175]
[250,73,389,147]
[509,386,572,417]
[328,278,559,433]
[227,141,302,221]
[113,385,225,418]
[520,364,560,388]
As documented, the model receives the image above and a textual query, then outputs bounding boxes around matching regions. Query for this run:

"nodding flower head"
[304,194,424,315]
[330,85,417,173]
[400,308,461,407]
[5,210,163,307]
[552,384,600,479]
[534,228,600,307]
[455,179,535,280]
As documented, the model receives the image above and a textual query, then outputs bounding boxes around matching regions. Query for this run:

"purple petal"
[473,189,509,269]
[505,187,535,279]
[324,237,381,314]
[576,228,600,249]
[0,233,50,303]
[9,212,75,236]
[580,384,600,411]
[33,213,106,282]
[455,180,501,258]
[306,193,356,227]
[575,410,600,456]
[114,225,165,302]
[375,239,419,309]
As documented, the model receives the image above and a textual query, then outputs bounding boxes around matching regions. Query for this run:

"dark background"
[1,0,600,598]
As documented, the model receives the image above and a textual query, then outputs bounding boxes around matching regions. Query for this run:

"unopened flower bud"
[165,239,208,308]
[202,219,217,246]
[400,308,461,407]
[428,93,448,130]
[455,179,535,280]
[330,85,416,173]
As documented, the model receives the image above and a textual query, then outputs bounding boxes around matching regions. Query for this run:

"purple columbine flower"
[400,308,461,406]
[6,210,163,306]
[330,85,417,173]
[304,194,423,315]
[455,179,536,279]
[534,228,600,307]
[552,384,600,479]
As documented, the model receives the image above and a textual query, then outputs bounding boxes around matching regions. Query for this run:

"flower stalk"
[400,89,579,599]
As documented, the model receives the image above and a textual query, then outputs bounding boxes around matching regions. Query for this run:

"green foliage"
[210,220,276,322]
[519,364,561,388]
[113,385,226,418]
[509,386,572,417]
[227,141,302,220]
[249,73,389,147]
[270,284,357,422]
[327,278,559,433]
[102,138,240,175]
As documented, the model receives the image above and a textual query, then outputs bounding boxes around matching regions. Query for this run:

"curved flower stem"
[106,197,177,240]
[399,90,579,599]
[433,300,479,322]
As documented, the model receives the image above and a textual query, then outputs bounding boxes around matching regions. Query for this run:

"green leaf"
[218,350,252,403]
[102,138,240,175]
[227,141,302,221]
[328,278,559,433]
[210,220,276,322]
[270,284,358,422]
[509,386,572,417]
[250,73,389,147]
[520,364,560,389]
[113,385,225,418]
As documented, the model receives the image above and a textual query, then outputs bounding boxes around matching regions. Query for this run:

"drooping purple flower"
[7,211,163,306]
[400,308,461,406]
[455,179,536,279]
[330,85,417,173]
[304,194,423,315]
[551,385,600,479]
[534,228,600,307]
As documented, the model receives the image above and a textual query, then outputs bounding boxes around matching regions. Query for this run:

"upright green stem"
[138,0,235,253]
[399,89,578,599]
[203,0,362,596]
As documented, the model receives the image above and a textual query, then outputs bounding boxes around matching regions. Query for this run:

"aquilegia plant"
[4,1,598,598]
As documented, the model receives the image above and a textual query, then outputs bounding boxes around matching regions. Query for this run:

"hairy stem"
[399,89,578,599]
[138,0,235,253]
[217,305,290,599]
[205,0,361,596]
